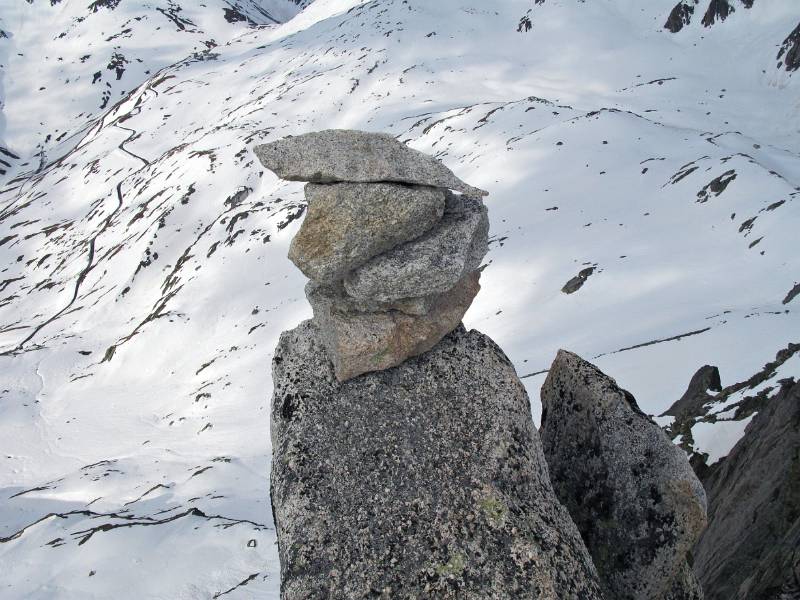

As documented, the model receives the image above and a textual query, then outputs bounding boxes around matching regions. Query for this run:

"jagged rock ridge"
[662,342,800,473]
[693,378,800,600]
[778,22,800,72]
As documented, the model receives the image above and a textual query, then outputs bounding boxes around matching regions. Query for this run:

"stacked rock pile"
[254,129,490,381]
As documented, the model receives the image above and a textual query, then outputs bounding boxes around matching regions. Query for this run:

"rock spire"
[540,350,708,600]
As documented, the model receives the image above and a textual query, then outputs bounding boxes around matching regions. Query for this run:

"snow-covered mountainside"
[1,0,798,597]
[0,0,307,167]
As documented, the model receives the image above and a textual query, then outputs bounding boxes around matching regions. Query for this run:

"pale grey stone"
[288,182,445,283]
[254,129,488,197]
[540,350,707,600]
[309,271,481,381]
[344,193,489,302]
[270,322,604,600]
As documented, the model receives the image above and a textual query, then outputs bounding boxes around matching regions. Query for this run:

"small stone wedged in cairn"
[540,350,708,600]
[288,182,446,283]
[308,271,481,381]
[344,192,489,302]
[253,129,488,198]
[253,129,490,381]
[306,280,439,318]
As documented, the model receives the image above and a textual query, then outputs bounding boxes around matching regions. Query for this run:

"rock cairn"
[255,129,489,381]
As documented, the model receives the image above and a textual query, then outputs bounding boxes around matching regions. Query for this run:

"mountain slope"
[0,0,306,166]
[1,0,798,597]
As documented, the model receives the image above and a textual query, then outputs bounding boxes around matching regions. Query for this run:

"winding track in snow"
[2,123,151,354]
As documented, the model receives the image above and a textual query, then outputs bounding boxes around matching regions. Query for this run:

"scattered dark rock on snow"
[697,170,736,202]
[270,322,603,600]
[88,0,122,12]
[778,22,800,72]
[665,1,697,33]
[783,282,800,305]
[561,266,595,294]
[223,7,255,26]
[540,350,707,600]
[694,378,800,600]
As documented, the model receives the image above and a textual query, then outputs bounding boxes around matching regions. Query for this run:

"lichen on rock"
[270,322,604,599]
[540,349,707,600]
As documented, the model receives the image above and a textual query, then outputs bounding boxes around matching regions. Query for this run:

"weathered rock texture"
[289,182,445,283]
[664,1,695,33]
[344,193,489,302]
[270,322,604,600]
[308,271,481,381]
[693,378,800,600]
[540,350,707,600]
[255,129,489,381]
[254,129,488,198]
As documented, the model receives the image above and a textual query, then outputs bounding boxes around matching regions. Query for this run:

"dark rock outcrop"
[540,350,707,600]
[784,281,800,305]
[270,322,604,599]
[778,22,800,73]
[693,378,800,600]
[661,364,722,423]
[664,1,697,33]
[702,0,734,27]
[561,266,595,295]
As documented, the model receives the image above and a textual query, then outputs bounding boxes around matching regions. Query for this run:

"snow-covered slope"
[1,0,798,597]
[0,0,306,166]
